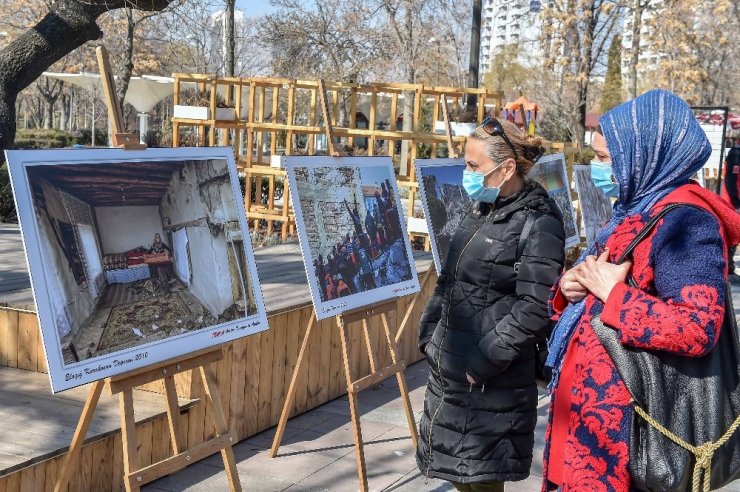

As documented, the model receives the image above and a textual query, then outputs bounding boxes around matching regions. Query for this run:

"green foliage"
[14,128,75,149]
[0,163,17,223]
[601,35,623,113]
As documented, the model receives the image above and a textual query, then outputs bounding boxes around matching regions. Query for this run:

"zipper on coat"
[424,213,487,480]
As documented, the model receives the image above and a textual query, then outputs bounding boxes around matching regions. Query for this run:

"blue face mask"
[590,160,619,198]
[462,165,505,203]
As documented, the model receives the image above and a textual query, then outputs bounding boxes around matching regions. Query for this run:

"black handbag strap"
[616,203,707,264]
[616,203,707,288]
[515,210,543,273]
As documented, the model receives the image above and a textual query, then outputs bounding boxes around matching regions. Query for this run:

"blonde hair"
[470,118,545,176]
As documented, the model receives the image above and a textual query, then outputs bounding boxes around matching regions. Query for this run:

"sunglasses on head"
[481,116,518,160]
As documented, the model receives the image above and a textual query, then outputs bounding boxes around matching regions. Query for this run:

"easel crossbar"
[127,432,234,485]
[350,361,406,393]
[108,348,222,394]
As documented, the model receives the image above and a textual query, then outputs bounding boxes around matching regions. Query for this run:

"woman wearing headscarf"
[543,89,740,491]
[417,118,566,491]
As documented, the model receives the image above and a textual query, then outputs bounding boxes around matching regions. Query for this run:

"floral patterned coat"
[542,183,740,491]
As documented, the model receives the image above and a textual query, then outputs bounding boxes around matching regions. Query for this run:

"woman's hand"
[560,265,589,303]
[466,373,476,385]
[574,249,632,303]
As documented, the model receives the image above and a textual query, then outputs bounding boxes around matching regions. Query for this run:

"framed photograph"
[573,165,613,248]
[413,158,471,273]
[6,147,269,392]
[284,156,420,320]
[528,153,580,249]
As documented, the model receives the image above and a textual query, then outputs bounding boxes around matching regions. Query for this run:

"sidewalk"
[143,283,740,492]
[143,361,547,492]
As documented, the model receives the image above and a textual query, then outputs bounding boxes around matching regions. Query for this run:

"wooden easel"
[55,348,241,492]
[270,302,419,492]
[395,93,458,342]
[270,80,419,492]
[54,47,242,492]
[96,46,146,150]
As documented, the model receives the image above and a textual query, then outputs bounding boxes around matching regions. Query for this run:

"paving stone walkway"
[143,283,740,492]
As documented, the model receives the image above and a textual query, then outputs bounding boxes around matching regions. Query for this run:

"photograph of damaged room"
[7,148,268,391]
[285,156,420,320]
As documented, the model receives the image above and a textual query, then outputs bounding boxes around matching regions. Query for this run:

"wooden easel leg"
[395,267,435,344]
[270,313,317,458]
[163,375,184,454]
[382,314,419,448]
[199,365,242,492]
[361,319,378,374]
[337,317,369,492]
[120,389,141,492]
[54,380,104,492]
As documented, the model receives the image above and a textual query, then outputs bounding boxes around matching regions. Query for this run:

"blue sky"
[235,1,278,18]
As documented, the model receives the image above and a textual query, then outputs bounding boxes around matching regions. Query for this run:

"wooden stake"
[440,94,458,159]
[318,79,342,157]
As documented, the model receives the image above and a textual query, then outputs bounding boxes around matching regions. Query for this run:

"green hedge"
[14,128,76,149]
[0,163,16,223]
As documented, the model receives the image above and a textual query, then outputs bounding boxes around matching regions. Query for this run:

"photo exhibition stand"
[394,93,457,343]
[54,47,242,492]
[269,80,420,492]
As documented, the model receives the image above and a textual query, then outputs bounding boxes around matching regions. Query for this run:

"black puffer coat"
[416,180,566,484]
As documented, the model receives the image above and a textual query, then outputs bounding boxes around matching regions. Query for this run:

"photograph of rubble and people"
[528,154,580,248]
[573,164,614,248]
[24,158,260,365]
[415,160,471,272]
[291,163,416,307]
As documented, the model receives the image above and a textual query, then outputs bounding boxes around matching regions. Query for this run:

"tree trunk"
[466,0,482,108]
[399,1,415,176]
[225,0,236,77]
[628,0,644,99]
[0,0,173,150]
[44,98,55,129]
[116,8,136,126]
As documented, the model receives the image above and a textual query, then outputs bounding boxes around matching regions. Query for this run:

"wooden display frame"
[269,301,419,492]
[50,47,244,492]
[54,348,241,492]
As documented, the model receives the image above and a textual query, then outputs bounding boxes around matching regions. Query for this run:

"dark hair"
[471,119,545,176]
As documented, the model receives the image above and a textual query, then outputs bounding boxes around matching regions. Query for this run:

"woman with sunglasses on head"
[416,117,566,491]
[542,90,740,491]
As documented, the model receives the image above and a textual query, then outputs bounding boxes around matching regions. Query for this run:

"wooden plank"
[137,419,154,470]
[74,441,93,492]
[19,465,35,492]
[294,309,310,415]
[308,88,317,155]
[111,432,123,492]
[186,372,207,450]
[317,313,331,404]
[4,470,19,492]
[0,309,18,367]
[33,454,45,491]
[90,432,114,492]
[270,86,280,157]
[0,309,19,367]
[118,389,139,492]
[257,325,274,431]
[242,333,261,437]
[306,315,323,410]
[270,312,287,426]
[17,313,38,372]
[329,310,343,399]
[150,417,170,468]
[44,457,58,492]
[228,337,248,440]
[349,362,405,394]
[284,309,301,418]
[217,343,234,431]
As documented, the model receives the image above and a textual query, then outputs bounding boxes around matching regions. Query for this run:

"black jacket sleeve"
[418,268,449,353]
[466,212,566,382]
